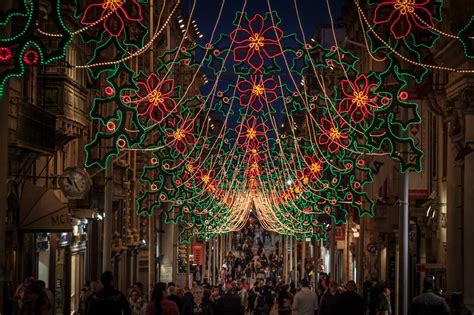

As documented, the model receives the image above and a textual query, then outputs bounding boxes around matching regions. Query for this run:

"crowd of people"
[3,221,473,315]
[4,276,55,315]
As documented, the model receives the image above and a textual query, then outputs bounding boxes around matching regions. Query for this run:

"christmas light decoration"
[2,1,474,244]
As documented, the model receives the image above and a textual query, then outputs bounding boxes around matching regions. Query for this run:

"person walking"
[335,280,363,315]
[318,281,339,315]
[276,285,293,315]
[181,286,214,315]
[145,283,179,315]
[378,288,392,315]
[292,279,318,315]
[87,271,131,315]
[166,286,183,313]
[409,277,449,315]
[217,284,244,315]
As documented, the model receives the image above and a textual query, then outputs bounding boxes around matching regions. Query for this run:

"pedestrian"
[217,283,244,315]
[378,287,392,315]
[18,284,49,315]
[129,287,146,315]
[145,283,179,315]
[12,283,26,314]
[36,280,54,315]
[276,284,293,315]
[409,277,449,315]
[167,286,183,313]
[292,279,318,315]
[181,286,214,315]
[448,292,471,315]
[87,271,131,315]
[318,281,339,315]
[335,280,363,315]
[237,279,249,311]
[254,285,274,315]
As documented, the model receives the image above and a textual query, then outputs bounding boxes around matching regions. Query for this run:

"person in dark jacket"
[181,286,213,315]
[319,281,339,315]
[87,271,131,315]
[409,277,449,315]
[166,286,183,313]
[335,280,364,315]
[276,285,293,315]
[217,284,244,315]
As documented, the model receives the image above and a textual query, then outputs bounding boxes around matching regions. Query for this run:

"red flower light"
[0,47,13,63]
[339,74,381,123]
[229,14,283,71]
[373,0,434,40]
[237,76,278,112]
[194,169,218,193]
[81,0,143,37]
[135,73,176,122]
[318,118,350,153]
[235,116,269,147]
[23,50,39,65]
[297,155,324,184]
[165,117,195,154]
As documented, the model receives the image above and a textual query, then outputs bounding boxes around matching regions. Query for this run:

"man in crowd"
[292,279,318,315]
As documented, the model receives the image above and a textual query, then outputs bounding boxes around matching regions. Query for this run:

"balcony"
[11,100,56,155]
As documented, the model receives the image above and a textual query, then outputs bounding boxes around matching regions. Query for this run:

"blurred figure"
[36,280,53,315]
[378,288,392,315]
[409,277,449,315]
[237,279,249,312]
[318,281,339,315]
[12,283,26,314]
[292,279,318,315]
[276,285,293,315]
[129,287,146,315]
[166,286,182,313]
[254,285,274,315]
[19,284,49,315]
[182,286,214,315]
[87,271,130,315]
[217,283,243,315]
[449,292,471,315]
[145,283,179,315]
[335,280,363,315]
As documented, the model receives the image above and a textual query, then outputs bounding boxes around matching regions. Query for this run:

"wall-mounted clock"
[59,167,92,198]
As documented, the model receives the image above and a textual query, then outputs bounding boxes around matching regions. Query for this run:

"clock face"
[59,168,92,198]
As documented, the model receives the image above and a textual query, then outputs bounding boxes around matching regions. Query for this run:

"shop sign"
[192,243,204,265]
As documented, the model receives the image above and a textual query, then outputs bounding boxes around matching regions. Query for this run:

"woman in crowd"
[145,283,179,315]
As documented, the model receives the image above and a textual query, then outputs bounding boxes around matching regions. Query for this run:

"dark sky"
[181,0,347,128]
[183,0,347,42]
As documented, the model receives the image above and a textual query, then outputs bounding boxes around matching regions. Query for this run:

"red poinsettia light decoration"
[194,169,218,193]
[135,73,176,122]
[318,118,350,153]
[235,116,269,147]
[230,14,283,71]
[165,117,196,154]
[246,161,262,178]
[247,143,263,164]
[339,74,382,123]
[297,155,324,185]
[81,0,143,37]
[373,0,434,40]
[237,76,278,112]
[182,158,201,180]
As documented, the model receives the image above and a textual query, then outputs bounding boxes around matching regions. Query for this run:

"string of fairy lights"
[0,0,473,243]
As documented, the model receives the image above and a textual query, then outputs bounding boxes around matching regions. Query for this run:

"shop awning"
[19,181,72,232]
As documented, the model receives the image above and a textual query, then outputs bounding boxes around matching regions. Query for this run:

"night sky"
[183,0,347,43]
[181,0,348,128]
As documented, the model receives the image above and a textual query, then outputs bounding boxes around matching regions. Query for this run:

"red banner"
[192,243,204,265]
